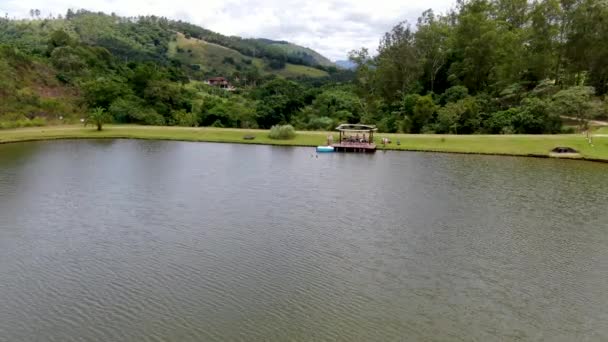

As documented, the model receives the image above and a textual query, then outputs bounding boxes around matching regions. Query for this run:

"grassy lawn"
[276,64,329,78]
[595,126,608,134]
[1,125,607,162]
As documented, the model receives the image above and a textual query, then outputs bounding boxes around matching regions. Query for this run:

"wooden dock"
[331,124,378,153]
[332,143,377,153]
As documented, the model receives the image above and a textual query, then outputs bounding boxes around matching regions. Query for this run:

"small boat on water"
[316,146,334,153]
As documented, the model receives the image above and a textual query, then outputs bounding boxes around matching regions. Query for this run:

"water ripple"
[0,141,607,341]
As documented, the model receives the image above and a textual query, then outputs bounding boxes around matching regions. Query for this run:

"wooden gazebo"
[332,124,377,153]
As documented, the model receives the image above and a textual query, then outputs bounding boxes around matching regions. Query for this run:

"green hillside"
[0,45,81,127]
[0,10,341,129]
[169,33,328,80]
[276,63,329,78]
[167,21,335,69]
[254,39,334,67]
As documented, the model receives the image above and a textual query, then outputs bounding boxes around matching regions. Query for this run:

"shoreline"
[1,125,607,163]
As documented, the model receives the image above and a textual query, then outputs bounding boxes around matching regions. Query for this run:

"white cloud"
[0,0,454,60]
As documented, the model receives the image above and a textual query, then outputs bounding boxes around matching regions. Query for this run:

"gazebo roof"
[335,124,377,132]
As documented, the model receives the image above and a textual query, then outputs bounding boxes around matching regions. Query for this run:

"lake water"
[0,140,607,341]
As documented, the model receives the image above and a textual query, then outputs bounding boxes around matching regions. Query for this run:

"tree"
[375,21,422,100]
[47,30,73,54]
[551,86,595,131]
[411,95,437,133]
[82,77,132,109]
[565,0,608,94]
[253,78,304,127]
[415,10,450,92]
[436,97,480,134]
[309,88,361,124]
[441,85,469,104]
[348,48,378,99]
[86,107,112,131]
[449,0,499,93]
[526,0,560,83]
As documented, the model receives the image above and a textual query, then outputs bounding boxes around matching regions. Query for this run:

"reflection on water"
[0,140,607,341]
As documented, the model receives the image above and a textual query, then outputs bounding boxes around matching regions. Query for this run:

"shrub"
[268,124,296,139]
[485,108,517,134]
[141,110,165,126]
[171,109,198,127]
[411,95,436,133]
[0,117,47,129]
[561,126,576,134]
[306,116,334,131]
[130,108,165,126]
[441,85,469,105]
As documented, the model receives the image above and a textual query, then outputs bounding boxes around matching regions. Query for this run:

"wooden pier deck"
[332,142,377,153]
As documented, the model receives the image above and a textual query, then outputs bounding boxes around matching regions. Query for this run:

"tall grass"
[0,117,47,129]
[268,124,296,139]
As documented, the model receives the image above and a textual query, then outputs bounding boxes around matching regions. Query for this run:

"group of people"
[326,133,373,145]
[343,134,369,144]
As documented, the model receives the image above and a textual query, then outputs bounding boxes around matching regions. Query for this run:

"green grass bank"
[1,125,608,162]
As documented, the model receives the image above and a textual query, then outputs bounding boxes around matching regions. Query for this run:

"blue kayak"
[316,146,335,152]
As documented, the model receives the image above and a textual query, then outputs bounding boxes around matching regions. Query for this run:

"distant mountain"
[335,60,357,70]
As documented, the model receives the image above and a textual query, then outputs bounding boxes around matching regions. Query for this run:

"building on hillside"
[205,77,235,91]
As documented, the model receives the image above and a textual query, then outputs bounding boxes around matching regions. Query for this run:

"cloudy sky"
[1,0,454,60]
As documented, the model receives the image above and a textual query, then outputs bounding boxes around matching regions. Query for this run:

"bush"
[306,116,334,131]
[109,97,143,123]
[485,108,517,134]
[561,126,576,134]
[411,95,436,133]
[132,108,165,126]
[441,86,469,105]
[268,124,296,139]
[0,117,47,129]
[171,109,198,127]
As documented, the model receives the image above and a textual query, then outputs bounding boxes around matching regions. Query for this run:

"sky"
[0,0,454,61]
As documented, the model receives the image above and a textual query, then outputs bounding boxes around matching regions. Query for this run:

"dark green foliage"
[47,30,72,54]
[253,79,305,128]
[436,97,480,134]
[411,95,437,133]
[344,0,608,133]
[82,77,132,109]
[441,86,469,105]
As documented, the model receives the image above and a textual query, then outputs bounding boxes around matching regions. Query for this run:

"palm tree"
[85,107,111,131]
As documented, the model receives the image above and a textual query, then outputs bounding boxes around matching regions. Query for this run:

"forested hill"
[0,10,335,74]
[1,1,607,135]
[168,20,334,68]
[0,9,344,129]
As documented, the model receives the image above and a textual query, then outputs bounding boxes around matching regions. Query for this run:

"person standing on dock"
[327,135,333,146]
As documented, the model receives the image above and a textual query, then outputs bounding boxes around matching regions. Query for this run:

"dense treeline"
[1,2,606,134]
[347,0,608,133]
